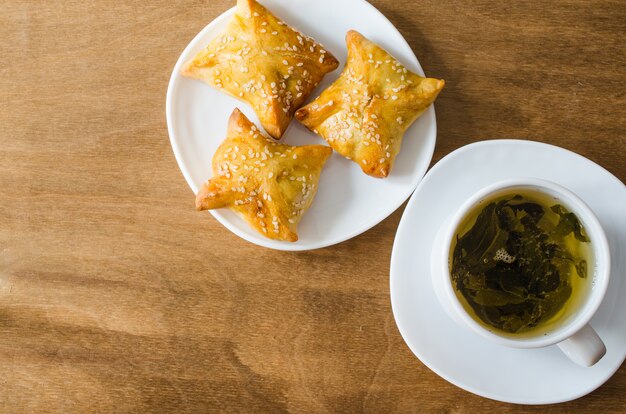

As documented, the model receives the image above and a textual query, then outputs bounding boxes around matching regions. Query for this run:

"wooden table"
[1,0,624,412]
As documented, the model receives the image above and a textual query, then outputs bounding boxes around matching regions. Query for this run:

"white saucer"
[390,139,626,404]
[166,0,437,251]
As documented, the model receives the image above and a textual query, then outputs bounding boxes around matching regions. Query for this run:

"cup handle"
[557,324,606,367]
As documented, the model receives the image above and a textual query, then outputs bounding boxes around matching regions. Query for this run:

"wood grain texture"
[0,0,624,412]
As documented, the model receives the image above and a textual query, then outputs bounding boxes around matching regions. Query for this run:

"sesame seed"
[282,60,289,65]
[379,158,385,163]
[272,31,278,35]
[268,172,274,178]
[260,29,266,33]
[391,95,398,100]
[292,154,297,159]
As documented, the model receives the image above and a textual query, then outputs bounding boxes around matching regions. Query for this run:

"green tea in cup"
[449,190,593,337]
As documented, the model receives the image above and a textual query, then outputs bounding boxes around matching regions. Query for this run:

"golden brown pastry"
[295,30,444,178]
[181,0,339,140]
[196,108,332,242]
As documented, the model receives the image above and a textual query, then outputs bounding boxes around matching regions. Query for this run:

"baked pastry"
[181,0,339,140]
[295,30,444,178]
[196,108,333,242]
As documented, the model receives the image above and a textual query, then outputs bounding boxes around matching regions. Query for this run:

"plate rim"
[390,138,626,404]
[165,0,437,251]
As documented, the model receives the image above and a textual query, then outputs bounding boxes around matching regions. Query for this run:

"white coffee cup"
[431,178,610,367]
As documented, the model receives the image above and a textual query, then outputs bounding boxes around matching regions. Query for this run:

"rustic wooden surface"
[1,0,625,412]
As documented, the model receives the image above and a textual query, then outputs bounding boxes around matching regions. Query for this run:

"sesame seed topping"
[272,31,278,35]
[282,60,289,65]
[391,95,398,100]
[268,172,274,178]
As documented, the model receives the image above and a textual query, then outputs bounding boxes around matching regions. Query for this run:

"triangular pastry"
[181,0,339,139]
[295,30,444,178]
[196,108,332,242]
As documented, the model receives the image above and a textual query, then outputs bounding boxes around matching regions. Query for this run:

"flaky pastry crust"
[295,30,444,178]
[181,0,339,139]
[196,109,332,242]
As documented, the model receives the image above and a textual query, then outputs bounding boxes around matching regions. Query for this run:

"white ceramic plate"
[390,139,626,404]
[166,0,437,251]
